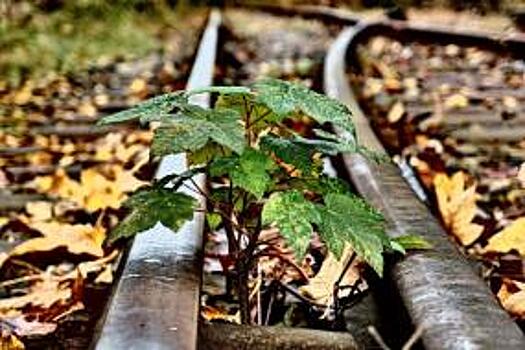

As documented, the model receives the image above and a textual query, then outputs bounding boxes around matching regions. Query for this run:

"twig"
[367,326,391,350]
[402,326,424,350]
[276,280,327,309]
[0,274,44,289]
[256,249,309,282]
[264,283,276,326]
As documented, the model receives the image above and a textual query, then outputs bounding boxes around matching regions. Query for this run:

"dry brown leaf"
[497,279,525,317]
[434,172,483,245]
[11,221,106,258]
[387,101,405,123]
[3,317,57,337]
[482,217,525,255]
[299,244,362,305]
[201,305,240,324]
[0,277,71,314]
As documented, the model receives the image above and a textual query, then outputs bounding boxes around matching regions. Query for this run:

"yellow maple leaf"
[11,221,106,257]
[482,217,525,255]
[80,169,124,212]
[434,172,483,246]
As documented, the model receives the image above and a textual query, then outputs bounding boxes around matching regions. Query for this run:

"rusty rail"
[325,20,525,349]
[92,10,221,350]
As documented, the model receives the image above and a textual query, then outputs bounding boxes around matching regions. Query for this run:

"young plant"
[99,78,426,324]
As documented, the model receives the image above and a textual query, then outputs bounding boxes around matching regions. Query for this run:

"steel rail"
[325,20,525,349]
[92,10,221,350]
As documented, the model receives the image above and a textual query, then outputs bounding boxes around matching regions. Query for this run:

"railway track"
[326,19,525,348]
[3,5,525,350]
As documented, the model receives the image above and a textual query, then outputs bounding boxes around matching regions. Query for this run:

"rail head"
[325,20,525,349]
[93,9,221,350]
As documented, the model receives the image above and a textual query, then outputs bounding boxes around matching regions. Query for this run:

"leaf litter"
[0,9,205,347]
[353,36,525,321]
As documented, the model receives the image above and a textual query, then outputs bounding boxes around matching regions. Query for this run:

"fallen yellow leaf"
[11,221,106,257]
[444,93,468,109]
[25,201,53,222]
[434,172,483,245]
[497,279,525,318]
[483,217,525,255]
[387,101,405,123]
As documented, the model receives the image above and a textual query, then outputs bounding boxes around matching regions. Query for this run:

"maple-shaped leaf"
[98,92,187,125]
[11,221,106,257]
[260,135,316,175]
[109,188,195,242]
[262,190,321,260]
[252,79,355,134]
[318,193,388,276]
[151,107,245,156]
[209,149,276,199]
[434,172,483,246]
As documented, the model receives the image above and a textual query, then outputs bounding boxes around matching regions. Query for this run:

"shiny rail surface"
[93,10,220,350]
[325,20,525,349]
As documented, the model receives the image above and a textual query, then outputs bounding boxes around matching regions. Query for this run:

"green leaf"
[260,134,315,175]
[252,79,355,134]
[109,188,195,243]
[189,86,252,96]
[97,92,187,125]
[318,193,388,276]
[289,176,350,196]
[187,142,229,165]
[262,190,321,260]
[392,235,432,251]
[206,213,222,231]
[210,149,276,199]
[151,107,245,156]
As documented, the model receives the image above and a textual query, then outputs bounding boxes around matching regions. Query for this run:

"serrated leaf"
[262,190,321,260]
[151,107,245,156]
[97,92,187,125]
[252,79,355,134]
[289,176,350,196]
[393,235,432,251]
[293,129,357,155]
[109,188,195,243]
[318,193,388,276]
[210,149,275,199]
[260,134,315,175]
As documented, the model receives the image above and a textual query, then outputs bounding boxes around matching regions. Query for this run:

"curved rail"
[325,21,525,349]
